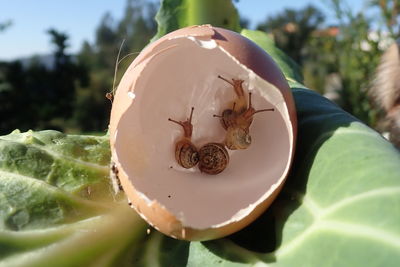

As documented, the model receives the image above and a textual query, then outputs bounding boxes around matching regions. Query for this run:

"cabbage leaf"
[0,130,147,267]
[1,0,400,266]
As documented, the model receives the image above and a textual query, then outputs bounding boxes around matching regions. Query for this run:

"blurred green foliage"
[0,0,399,134]
[257,5,325,65]
[72,0,157,133]
[0,28,87,132]
[0,0,156,134]
[258,0,400,127]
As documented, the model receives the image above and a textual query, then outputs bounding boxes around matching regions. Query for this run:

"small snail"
[198,143,229,175]
[168,108,229,174]
[168,107,199,169]
[215,75,274,150]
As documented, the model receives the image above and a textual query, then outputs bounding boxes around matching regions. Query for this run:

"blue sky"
[0,0,366,61]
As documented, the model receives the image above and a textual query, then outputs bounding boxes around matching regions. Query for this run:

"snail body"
[217,75,247,112]
[169,108,229,174]
[216,76,274,150]
[168,107,199,169]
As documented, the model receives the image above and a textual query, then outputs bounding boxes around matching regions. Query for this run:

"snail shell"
[198,143,229,175]
[225,127,252,150]
[175,139,199,169]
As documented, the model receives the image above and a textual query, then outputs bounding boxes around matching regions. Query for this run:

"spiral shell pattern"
[175,140,199,168]
[198,143,229,175]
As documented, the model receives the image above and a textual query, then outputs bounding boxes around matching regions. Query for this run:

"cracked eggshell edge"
[109,25,297,241]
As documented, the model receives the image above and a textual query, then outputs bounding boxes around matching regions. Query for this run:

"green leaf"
[240,29,304,88]
[268,90,400,266]
[152,0,241,41]
[0,130,147,266]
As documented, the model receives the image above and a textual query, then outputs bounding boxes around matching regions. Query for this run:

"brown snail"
[198,143,229,175]
[168,107,199,169]
[168,108,229,174]
[215,75,274,150]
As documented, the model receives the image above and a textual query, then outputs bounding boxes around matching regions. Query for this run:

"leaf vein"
[321,187,400,217]
[30,143,109,172]
[0,138,109,173]
[275,219,400,257]
[0,169,111,210]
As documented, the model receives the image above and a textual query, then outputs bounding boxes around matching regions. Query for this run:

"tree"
[301,0,393,127]
[1,0,158,133]
[257,5,325,65]
[370,0,400,39]
[47,29,70,68]
[72,0,157,133]
[0,28,89,134]
[0,61,31,133]
[45,28,88,122]
[0,20,12,32]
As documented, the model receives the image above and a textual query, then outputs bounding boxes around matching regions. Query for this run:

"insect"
[110,161,123,194]
[215,75,274,150]
[168,108,229,174]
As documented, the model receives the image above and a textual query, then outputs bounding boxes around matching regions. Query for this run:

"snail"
[168,108,229,174]
[168,107,199,169]
[198,143,229,175]
[215,75,274,150]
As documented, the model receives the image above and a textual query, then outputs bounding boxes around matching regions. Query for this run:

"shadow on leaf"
[200,88,355,264]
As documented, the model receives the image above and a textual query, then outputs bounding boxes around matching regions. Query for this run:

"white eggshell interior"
[113,36,292,229]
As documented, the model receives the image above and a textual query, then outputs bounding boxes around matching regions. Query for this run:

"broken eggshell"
[109,25,297,241]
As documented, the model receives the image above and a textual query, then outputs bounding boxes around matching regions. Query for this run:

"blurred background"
[0,0,399,143]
